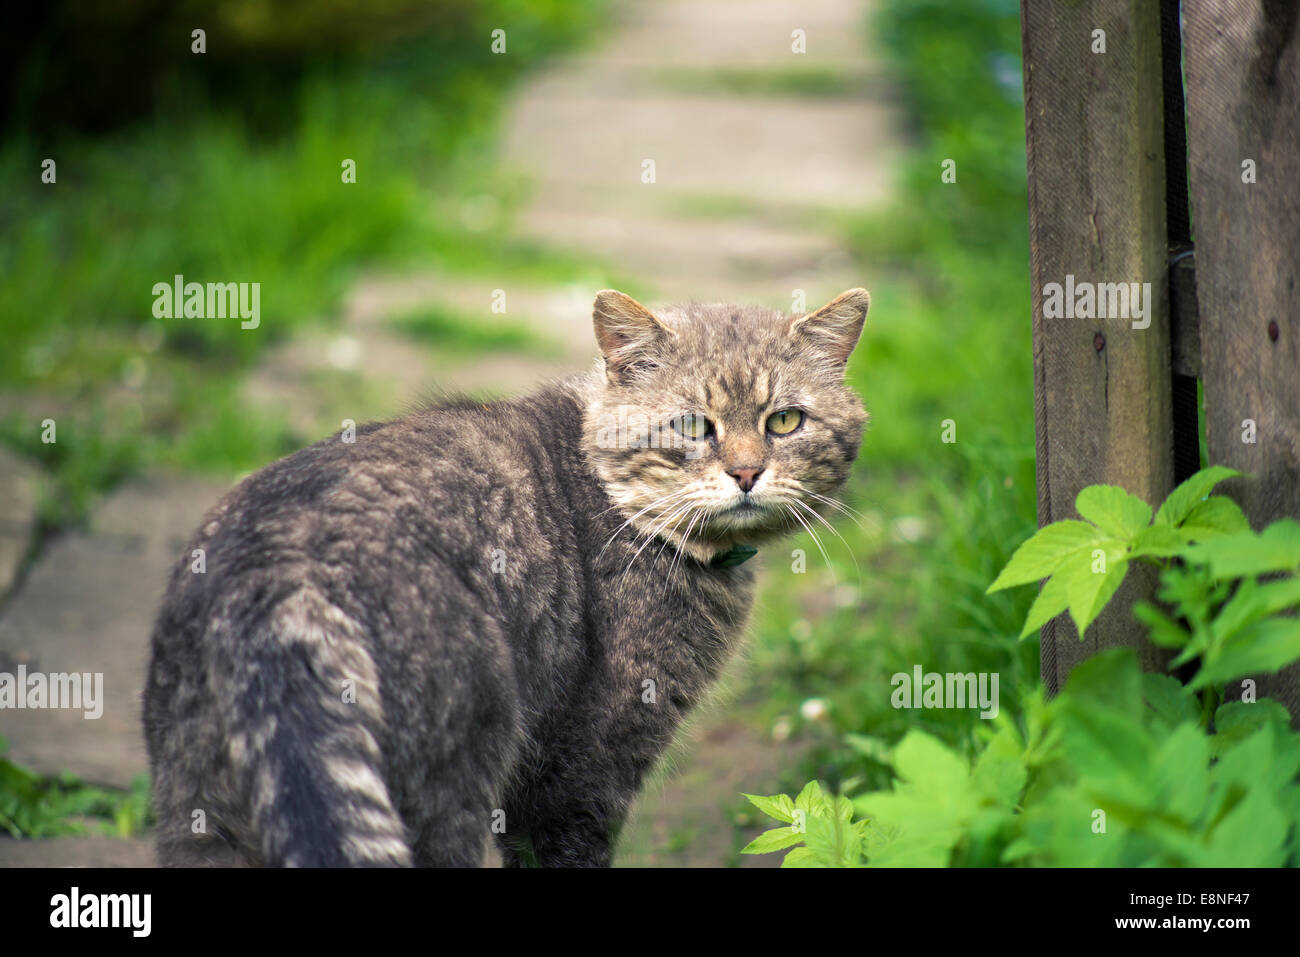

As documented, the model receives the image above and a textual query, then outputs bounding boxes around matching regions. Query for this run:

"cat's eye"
[671,414,713,440]
[766,409,805,435]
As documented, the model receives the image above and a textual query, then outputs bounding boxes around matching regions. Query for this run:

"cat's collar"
[710,544,758,568]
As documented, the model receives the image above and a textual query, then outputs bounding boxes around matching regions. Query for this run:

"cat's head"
[582,288,869,563]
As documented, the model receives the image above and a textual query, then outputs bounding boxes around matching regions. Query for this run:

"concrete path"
[500,0,898,311]
[0,447,38,600]
[0,475,229,790]
[0,0,898,866]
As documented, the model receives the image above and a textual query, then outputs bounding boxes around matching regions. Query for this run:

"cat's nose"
[728,467,764,493]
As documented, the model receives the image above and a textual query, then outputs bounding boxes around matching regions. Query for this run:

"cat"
[142,287,870,867]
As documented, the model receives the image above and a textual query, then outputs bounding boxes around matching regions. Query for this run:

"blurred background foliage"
[2,0,610,533]
[6,0,597,133]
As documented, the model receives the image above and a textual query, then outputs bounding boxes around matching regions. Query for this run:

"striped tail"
[222,590,413,867]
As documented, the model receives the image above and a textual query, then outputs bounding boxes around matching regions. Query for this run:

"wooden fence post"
[1182,2,1300,718]
[1020,1,1177,694]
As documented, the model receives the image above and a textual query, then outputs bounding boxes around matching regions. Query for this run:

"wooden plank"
[1183,1,1300,717]
[1020,1,1176,694]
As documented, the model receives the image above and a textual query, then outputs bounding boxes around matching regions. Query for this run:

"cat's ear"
[593,290,671,383]
[788,288,870,367]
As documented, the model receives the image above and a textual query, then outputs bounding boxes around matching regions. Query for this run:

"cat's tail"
[221,589,414,867]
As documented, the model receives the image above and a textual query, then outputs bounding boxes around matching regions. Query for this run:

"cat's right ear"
[788,287,870,368]
[592,290,671,383]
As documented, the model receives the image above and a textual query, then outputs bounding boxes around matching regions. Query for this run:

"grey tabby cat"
[143,287,870,867]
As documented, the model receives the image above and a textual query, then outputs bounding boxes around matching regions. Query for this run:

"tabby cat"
[143,287,869,866]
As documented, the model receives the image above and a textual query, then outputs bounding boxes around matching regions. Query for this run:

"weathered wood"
[1183,1,1300,718]
[1021,1,1176,694]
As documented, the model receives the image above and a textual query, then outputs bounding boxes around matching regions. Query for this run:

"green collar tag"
[711,544,758,568]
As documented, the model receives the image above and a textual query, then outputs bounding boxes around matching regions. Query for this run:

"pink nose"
[728,467,764,493]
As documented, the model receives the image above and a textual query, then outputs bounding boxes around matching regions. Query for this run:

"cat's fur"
[142,288,869,867]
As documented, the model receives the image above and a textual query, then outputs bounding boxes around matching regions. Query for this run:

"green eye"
[766,409,804,435]
[671,414,713,440]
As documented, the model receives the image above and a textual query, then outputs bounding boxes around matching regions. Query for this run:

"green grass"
[653,66,874,99]
[391,305,562,356]
[0,739,152,839]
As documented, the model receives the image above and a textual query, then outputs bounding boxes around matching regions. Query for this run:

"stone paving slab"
[505,94,897,211]
[0,836,155,868]
[582,0,880,71]
[0,475,230,789]
[0,447,39,600]
[513,204,857,284]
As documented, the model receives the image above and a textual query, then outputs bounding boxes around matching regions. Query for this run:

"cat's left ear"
[788,288,870,367]
[593,290,672,383]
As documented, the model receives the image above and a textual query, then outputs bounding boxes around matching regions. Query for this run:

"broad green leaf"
[1154,466,1241,527]
[1147,722,1211,822]
[1128,524,1186,559]
[890,730,971,794]
[1140,672,1197,730]
[856,808,962,868]
[1060,549,1128,637]
[742,792,795,824]
[1004,784,1124,867]
[1057,695,1153,794]
[834,794,855,822]
[971,732,1028,808]
[1201,787,1289,867]
[853,732,976,868]
[1058,649,1144,721]
[1177,496,1250,540]
[739,825,806,854]
[1212,576,1300,643]
[1210,699,1293,759]
[780,846,818,868]
[794,779,829,818]
[986,520,1105,592]
[1211,719,1300,798]
[1076,484,1152,539]
[1191,617,1300,689]
[1184,519,1300,578]
[1018,569,1070,639]
[805,810,861,866]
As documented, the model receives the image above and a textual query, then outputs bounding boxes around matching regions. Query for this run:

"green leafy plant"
[743,467,1300,866]
[986,466,1251,639]
[0,738,152,839]
[740,781,874,867]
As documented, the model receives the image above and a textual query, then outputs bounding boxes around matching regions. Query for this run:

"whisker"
[619,497,702,586]
[766,479,875,533]
[784,503,836,585]
[792,498,863,585]
[597,488,694,560]
[802,489,877,533]
[668,507,704,580]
